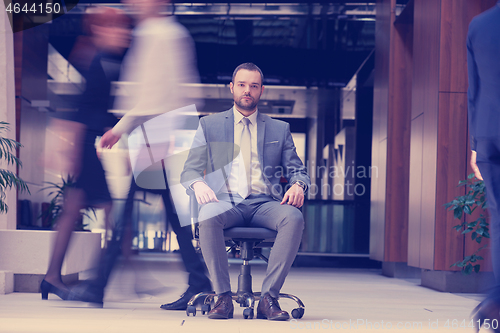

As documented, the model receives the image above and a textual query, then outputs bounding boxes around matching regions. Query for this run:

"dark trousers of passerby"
[476,138,500,301]
[80,176,211,302]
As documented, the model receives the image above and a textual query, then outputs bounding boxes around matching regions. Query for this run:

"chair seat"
[224,227,277,240]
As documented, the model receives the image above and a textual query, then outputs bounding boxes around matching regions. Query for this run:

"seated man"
[181,63,310,321]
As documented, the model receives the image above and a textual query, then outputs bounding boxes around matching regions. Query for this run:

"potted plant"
[445,173,489,274]
[0,121,29,213]
[40,175,95,230]
[40,175,75,229]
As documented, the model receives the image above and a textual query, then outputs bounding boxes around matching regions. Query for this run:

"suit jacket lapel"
[225,109,235,165]
[257,112,265,167]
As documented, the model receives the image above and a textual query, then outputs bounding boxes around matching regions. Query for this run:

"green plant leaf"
[479,217,488,226]
[0,121,30,213]
[468,221,478,228]
[465,199,476,206]
[39,174,87,228]
[447,175,488,272]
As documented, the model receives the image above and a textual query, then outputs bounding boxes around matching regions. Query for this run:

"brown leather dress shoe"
[257,293,290,321]
[207,294,234,319]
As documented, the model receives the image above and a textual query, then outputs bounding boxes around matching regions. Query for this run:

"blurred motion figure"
[467,1,500,330]
[41,7,131,300]
[73,0,212,308]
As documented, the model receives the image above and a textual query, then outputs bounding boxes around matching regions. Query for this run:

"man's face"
[230,69,264,112]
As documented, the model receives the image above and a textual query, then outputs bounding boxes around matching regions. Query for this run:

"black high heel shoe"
[471,299,500,333]
[40,279,69,300]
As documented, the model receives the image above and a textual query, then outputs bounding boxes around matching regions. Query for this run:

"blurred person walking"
[41,7,131,300]
[72,0,212,308]
[467,2,500,331]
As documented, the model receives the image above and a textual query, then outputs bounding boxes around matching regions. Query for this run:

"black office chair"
[185,189,305,319]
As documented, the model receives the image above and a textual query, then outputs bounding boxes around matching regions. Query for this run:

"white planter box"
[0,230,101,293]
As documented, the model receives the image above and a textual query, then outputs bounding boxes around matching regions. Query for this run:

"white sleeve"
[113,30,197,136]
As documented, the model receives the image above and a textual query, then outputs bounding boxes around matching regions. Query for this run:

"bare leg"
[45,188,86,290]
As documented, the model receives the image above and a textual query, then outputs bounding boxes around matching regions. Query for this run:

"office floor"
[0,253,487,333]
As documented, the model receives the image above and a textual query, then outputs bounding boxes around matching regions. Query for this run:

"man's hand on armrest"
[192,181,219,205]
[281,183,304,208]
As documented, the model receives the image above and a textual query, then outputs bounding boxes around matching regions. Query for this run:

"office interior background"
[0,0,497,293]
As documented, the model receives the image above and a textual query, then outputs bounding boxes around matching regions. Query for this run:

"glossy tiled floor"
[0,253,486,333]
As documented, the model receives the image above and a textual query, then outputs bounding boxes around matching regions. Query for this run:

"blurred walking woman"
[41,7,131,300]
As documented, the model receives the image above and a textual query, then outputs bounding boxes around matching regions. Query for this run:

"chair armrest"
[186,188,199,220]
[186,188,200,239]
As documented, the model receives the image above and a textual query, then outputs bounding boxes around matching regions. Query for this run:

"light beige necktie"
[238,117,251,198]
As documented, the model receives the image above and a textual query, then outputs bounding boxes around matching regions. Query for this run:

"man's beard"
[235,95,259,111]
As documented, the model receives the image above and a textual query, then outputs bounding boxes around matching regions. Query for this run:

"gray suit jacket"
[181,108,310,200]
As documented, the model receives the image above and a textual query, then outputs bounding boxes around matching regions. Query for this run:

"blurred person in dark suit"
[41,7,131,300]
[72,0,211,308]
[467,2,500,330]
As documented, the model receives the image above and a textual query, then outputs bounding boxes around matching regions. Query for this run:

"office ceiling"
[48,2,409,86]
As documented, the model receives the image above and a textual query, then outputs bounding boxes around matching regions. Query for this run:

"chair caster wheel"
[243,308,254,319]
[292,308,304,319]
[201,304,211,315]
[186,305,196,317]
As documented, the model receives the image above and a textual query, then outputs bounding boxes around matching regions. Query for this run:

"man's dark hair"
[232,63,264,84]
